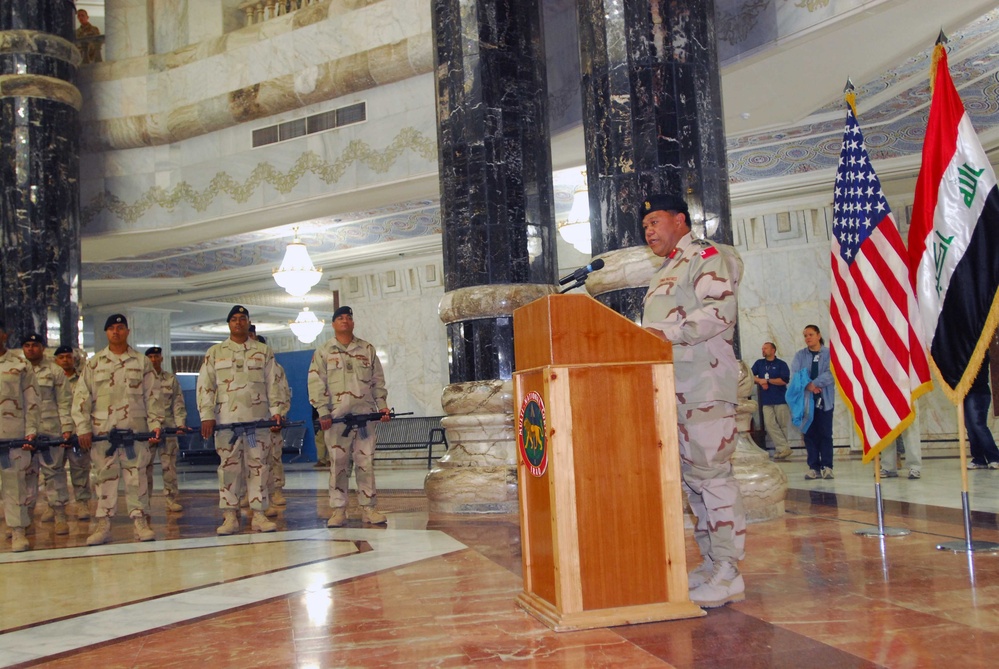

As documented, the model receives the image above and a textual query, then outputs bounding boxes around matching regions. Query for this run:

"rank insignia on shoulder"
[699,247,719,259]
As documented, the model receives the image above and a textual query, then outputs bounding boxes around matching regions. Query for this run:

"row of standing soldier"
[0,302,390,551]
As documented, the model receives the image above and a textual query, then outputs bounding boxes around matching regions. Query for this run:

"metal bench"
[370,415,448,469]
[178,424,305,463]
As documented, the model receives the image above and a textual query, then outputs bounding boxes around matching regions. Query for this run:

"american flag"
[829,105,932,462]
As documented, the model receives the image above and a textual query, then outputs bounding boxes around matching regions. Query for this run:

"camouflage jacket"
[30,359,73,436]
[308,336,387,417]
[274,362,291,416]
[0,350,40,439]
[196,338,288,423]
[71,346,163,435]
[155,369,187,429]
[642,232,742,405]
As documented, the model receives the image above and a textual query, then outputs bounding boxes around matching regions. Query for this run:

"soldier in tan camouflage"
[145,347,188,513]
[0,322,41,552]
[308,306,390,528]
[249,331,288,516]
[22,334,74,536]
[72,314,163,545]
[197,306,288,535]
[54,345,91,520]
[641,193,746,609]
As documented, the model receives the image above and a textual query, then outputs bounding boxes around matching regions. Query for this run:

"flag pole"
[936,402,999,552]
[841,75,911,540]
[856,452,909,537]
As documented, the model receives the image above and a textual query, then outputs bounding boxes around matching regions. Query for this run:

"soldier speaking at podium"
[640,193,746,608]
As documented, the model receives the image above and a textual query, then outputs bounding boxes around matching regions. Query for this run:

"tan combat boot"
[264,505,278,518]
[86,517,112,546]
[251,511,276,533]
[326,507,347,528]
[360,507,387,525]
[40,506,55,522]
[133,515,155,542]
[217,509,240,535]
[54,508,70,535]
[271,489,287,507]
[75,502,90,521]
[165,496,183,513]
[11,527,29,552]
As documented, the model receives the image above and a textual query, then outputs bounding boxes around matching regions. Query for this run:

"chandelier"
[289,306,325,344]
[273,230,322,297]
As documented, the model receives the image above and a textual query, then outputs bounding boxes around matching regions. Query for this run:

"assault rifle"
[329,410,413,439]
[0,438,34,469]
[91,427,184,459]
[0,434,86,468]
[213,419,305,447]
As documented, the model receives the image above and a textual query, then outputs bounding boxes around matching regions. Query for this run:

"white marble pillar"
[104,0,154,61]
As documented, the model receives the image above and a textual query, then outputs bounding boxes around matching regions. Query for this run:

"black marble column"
[429,0,558,514]
[432,0,558,383]
[0,0,81,346]
[577,0,731,321]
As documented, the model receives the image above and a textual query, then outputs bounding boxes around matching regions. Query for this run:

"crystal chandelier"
[289,306,324,344]
[273,229,322,297]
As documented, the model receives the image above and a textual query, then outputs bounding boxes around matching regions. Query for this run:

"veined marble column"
[0,0,82,346]
[428,0,558,514]
[576,0,731,322]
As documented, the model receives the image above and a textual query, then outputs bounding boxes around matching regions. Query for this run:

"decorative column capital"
[439,283,557,325]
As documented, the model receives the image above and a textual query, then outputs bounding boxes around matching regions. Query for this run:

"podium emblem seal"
[518,391,548,477]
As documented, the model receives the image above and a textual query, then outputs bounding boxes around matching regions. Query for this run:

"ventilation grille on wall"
[252,102,366,148]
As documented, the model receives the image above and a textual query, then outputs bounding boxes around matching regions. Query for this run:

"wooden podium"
[512,293,703,631]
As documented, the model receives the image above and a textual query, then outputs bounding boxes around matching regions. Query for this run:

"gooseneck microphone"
[558,258,605,286]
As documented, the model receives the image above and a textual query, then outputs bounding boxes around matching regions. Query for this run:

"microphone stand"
[559,278,588,294]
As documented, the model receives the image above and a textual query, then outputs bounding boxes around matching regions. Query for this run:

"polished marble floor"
[4,452,999,668]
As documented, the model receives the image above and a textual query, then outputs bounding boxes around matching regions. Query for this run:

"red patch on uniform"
[699,247,718,259]
[668,248,680,259]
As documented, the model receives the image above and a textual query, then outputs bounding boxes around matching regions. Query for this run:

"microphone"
[558,258,605,286]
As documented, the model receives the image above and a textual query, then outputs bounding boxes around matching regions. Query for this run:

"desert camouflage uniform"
[308,336,387,509]
[267,363,290,494]
[643,231,746,565]
[72,346,163,519]
[197,339,287,511]
[146,368,187,499]
[63,369,91,504]
[31,359,74,512]
[0,351,40,529]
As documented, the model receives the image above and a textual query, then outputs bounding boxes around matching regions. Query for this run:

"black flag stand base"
[937,404,999,553]
[856,456,910,537]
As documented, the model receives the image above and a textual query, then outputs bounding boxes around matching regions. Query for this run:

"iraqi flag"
[908,43,999,404]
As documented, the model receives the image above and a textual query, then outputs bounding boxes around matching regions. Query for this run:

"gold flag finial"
[844,78,857,117]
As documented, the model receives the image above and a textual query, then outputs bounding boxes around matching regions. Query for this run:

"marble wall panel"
[152,0,189,55]
[105,0,152,61]
[80,73,438,235]
[188,0,224,46]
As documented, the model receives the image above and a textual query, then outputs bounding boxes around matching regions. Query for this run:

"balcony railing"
[237,0,323,26]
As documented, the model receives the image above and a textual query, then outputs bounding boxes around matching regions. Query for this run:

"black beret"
[333,306,353,320]
[640,194,690,219]
[227,305,249,321]
[104,314,128,330]
[145,346,162,356]
[21,333,45,346]
[54,345,74,356]
[248,324,256,333]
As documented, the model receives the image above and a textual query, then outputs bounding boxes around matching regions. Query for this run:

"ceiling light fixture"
[289,306,324,344]
[273,228,322,297]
